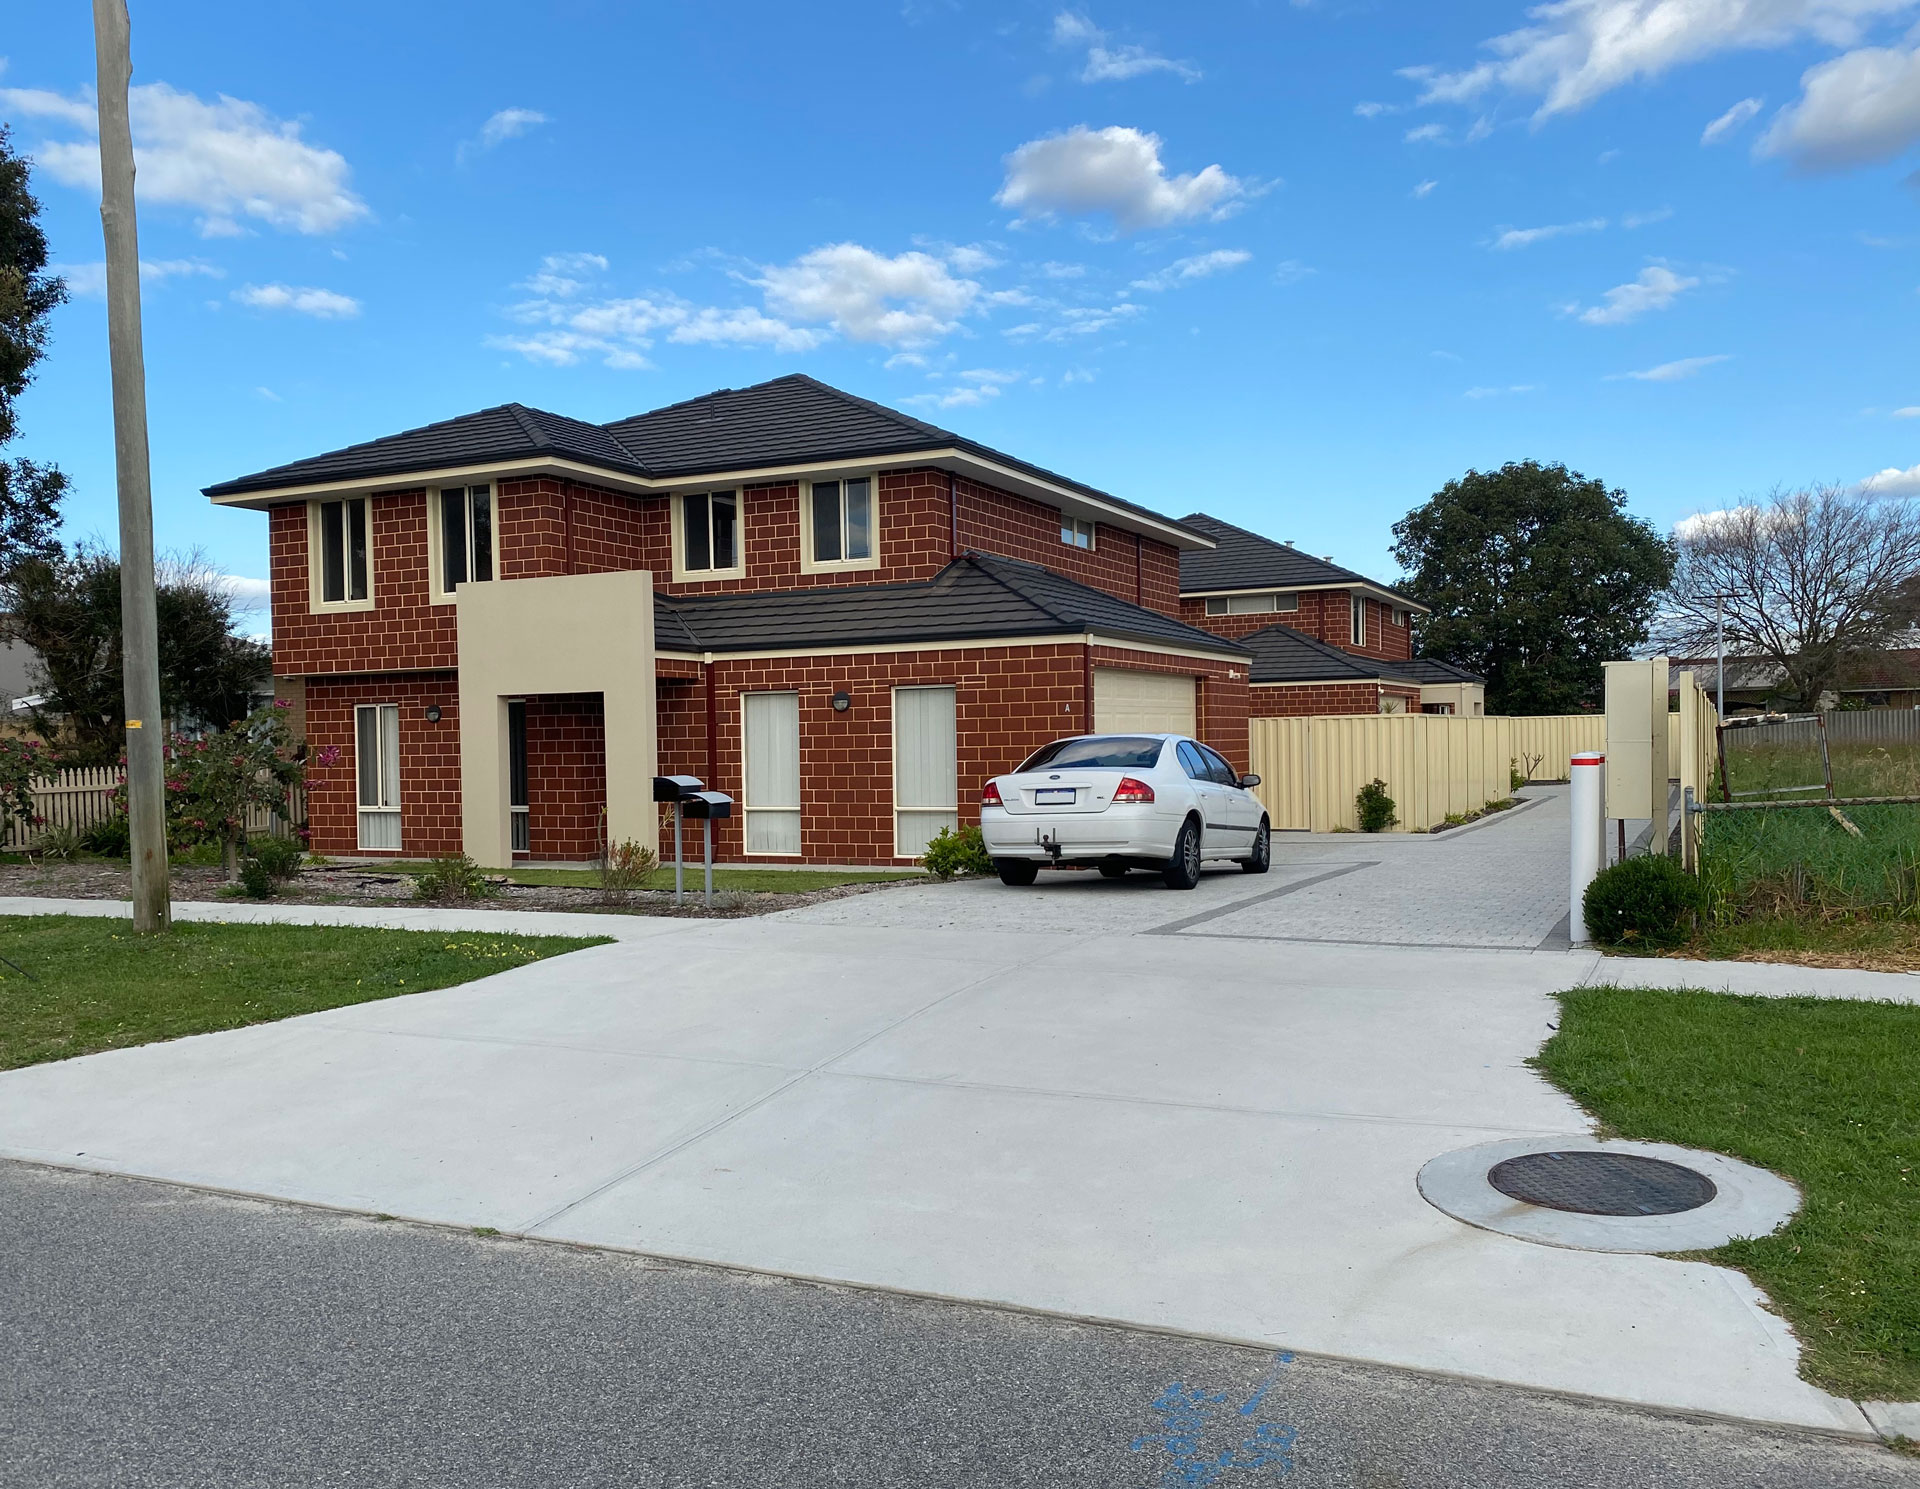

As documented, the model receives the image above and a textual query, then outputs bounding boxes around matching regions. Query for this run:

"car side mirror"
[1239,773,1261,789]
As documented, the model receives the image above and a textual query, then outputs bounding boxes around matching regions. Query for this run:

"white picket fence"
[0,765,302,852]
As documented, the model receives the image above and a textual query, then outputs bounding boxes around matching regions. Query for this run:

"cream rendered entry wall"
[455,569,657,868]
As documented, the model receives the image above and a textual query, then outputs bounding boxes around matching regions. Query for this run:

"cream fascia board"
[1183,581,1428,613]
[207,448,1216,552]
[653,631,1247,667]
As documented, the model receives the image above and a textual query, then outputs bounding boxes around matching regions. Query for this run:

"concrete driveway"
[0,789,1911,1439]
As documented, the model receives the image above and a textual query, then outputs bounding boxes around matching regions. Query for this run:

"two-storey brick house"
[1175,513,1485,717]
[205,375,1252,867]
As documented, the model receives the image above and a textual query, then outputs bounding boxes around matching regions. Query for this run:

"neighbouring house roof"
[202,374,1212,548]
[1176,512,1424,608]
[1394,655,1485,686]
[654,552,1251,660]
[1670,648,1920,696]
[1238,623,1431,688]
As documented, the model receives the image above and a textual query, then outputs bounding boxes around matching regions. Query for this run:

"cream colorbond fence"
[1249,713,1605,833]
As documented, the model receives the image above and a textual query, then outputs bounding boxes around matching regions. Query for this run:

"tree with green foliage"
[0,124,68,571]
[1392,462,1675,714]
[4,547,270,762]
[168,700,306,879]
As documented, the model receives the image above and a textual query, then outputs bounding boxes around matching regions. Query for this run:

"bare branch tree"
[1660,484,1920,710]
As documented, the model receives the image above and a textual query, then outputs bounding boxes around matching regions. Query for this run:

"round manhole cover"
[1488,1151,1718,1216]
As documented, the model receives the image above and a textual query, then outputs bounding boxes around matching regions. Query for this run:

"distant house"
[1673,648,1920,713]
[1177,513,1484,715]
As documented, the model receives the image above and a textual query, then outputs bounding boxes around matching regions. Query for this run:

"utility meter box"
[1603,658,1671,838]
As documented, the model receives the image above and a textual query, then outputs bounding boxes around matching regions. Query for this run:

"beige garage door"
[1093,667,1196,736]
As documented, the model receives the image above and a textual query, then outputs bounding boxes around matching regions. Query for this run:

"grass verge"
[1535,985,1920,1401]
[0,915,607,1072]
[375,863,924,894]
[1675,914,1920,974]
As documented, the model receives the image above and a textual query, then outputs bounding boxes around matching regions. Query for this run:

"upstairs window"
[1061,516,1095,550]
[1390,607,1408,627]
[438,485,494,595]
[1204,593,1299,617]
[682,490,739,574]
[1351,595,1367,648]
[807,477,874,569]
[310,497,371,610]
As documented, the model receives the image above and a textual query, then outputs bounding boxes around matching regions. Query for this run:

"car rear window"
[1018,736,1166,771]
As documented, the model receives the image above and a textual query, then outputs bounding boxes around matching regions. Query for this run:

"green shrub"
[413,854,496,901]
[237,857,277,899]
[921,824,992,879]
[34,823,84,861]
[1356,779,1398,833]
[598,838,658,892]
[249,834,306,882]
[82,811,130,858]
[1582,854,1707,949]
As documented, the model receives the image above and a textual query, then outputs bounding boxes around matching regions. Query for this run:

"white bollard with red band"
[1569,751,1606,945]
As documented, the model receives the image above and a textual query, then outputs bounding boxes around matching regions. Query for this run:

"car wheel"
[1240,819,1271,875]
[1098,863,1129,879]
[995,858,1040,887]
[1162,817,1202,891]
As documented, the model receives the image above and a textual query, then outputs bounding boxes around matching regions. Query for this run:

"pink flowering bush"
[168,701,308,879]
[0,736,50,843]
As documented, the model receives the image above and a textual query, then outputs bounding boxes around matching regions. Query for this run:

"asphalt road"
[2,1161,1912,1489]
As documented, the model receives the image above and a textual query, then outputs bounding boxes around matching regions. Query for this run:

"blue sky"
[5,0,1920,632]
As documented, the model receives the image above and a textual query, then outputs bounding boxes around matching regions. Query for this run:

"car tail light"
[981,780,1004,807]
[1113,776,1155,803]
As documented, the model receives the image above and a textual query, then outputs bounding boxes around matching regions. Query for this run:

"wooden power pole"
[92,0,170,933]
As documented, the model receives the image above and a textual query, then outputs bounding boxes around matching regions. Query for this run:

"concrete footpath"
[1,804,1915,1442]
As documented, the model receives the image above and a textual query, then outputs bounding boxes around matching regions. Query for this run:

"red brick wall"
[523,693,607,861]
[1248,683,1381,717]
[304,673,461,858]
[1181,590,1415,660]
[951,474,1183,616]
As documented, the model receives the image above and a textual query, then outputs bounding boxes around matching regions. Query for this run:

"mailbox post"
[680,790,733,907]
[652,775,704,904]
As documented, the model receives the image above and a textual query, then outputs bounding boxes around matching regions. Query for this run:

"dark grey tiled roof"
[1240,624,1429,687]
[205,375,1207,542]
[1178,512,1420,606]
[1395,655,1485,685]
[203,404,650,496]
[656,553,1248,658]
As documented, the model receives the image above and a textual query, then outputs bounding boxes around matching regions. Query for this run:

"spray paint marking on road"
[1129,1351,1298,1484]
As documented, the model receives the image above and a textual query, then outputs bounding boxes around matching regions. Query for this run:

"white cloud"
[1128,248,1252,291]
[757,243,980,346]
[670,306,825,352]
[1413,178,1439,197]
[995,125,1244,231]
[1404,122,1448,143]
[1354,101,1391,118]
[1464,384,1536,397]
[1052,11,1201,83]
[903,368,1025,410]
[1893,405,1920,417]
[1622,206,1674,227]
[233,283,361,318]
[1673,506,1753,540]
[1491,216,1606,249]
[57,258,224,296]
[1760,43,1920,170]
[254,387,282,402]
[1701,96,1764,143]
[1856,462,1920,497]
[217,575,272,609]
[1401,0,1915,120]
[1572,265,1699,325]
[1039,260,1087,278]
[1004,302,1143,342]
[1272,259,1314,285]
[1613,353,1732,380]
[520,251,609,298]
[12,81,367,236]
[478,108,547,149]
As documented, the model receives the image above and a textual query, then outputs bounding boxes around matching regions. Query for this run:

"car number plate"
[1034,788,1076,804]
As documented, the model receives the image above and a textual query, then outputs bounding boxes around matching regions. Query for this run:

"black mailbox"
[680,790,733,820]
[653,774,704,802]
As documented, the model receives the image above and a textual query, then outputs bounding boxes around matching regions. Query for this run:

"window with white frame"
[1350,595,1367,648]
[1061,516,1095,550]
[355,703,401,850]
[680,490,740,576]
[1390,606,1408,627]
[742,691,801,855]
[894,686,957,858]
[437,485,494,595]
[1204,593,1300,616]
[807,478,873,567]
[508,700,529,853]
[311,497,370,607]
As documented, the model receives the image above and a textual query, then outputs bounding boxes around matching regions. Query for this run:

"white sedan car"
[980,733,1270,890]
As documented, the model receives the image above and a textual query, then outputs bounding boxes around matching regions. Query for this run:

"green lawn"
[1536,986,1920,1401]
[379,862,924,894]
[0,916,607,1072]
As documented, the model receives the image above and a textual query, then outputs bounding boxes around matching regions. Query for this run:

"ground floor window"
[894,685,957,858]
[743,691,801,855]
[355,703,401,849]
[508,700,529,852]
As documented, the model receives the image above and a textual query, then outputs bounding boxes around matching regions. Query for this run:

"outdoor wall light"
[424,705,442,723]
[831,691,852,712]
